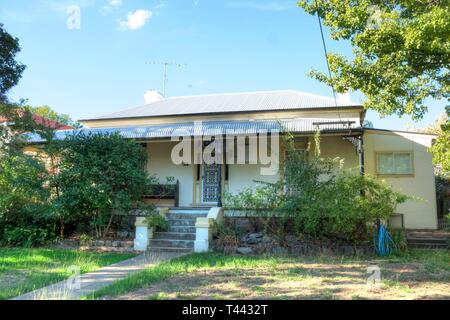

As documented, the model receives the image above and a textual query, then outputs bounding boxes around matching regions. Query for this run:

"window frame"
[375,151,414,177]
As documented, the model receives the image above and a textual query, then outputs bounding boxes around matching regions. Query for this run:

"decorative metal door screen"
[202,164,220,203]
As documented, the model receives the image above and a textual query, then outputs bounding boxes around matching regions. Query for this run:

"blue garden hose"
[374,224,396,256]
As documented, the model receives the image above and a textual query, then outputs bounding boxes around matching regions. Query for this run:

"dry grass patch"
[98,250,449,300]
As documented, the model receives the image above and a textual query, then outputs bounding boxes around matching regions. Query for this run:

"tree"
[51,132,153,238]
[430,107,450,174]
[298,1,449,120]
[0,150,53,246]
[0,23,25,104]
[0,24,52,151]
[27,105,80,128]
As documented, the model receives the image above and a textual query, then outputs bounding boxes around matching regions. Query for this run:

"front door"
[201,163,221,204]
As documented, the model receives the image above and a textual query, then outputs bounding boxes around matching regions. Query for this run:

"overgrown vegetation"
[0,131,156,246]
[0,151,54,246]
[225,133,408,243]
[49,132,155,239]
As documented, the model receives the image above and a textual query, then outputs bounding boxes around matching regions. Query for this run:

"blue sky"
[1,0,445,129]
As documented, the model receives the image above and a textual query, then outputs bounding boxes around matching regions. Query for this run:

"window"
[376,152,413,175]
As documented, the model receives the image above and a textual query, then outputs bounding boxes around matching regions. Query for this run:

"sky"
[0,0,446,129]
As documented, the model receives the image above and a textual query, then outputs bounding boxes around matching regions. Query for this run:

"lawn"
[90,249,450,300]
[0,248,136,300]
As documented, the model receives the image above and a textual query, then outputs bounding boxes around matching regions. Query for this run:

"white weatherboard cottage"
[30,90,438,252]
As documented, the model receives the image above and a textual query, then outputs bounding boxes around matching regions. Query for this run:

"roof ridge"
[165,89,296,100]
[80,89,361,122]
[165,89,347,102]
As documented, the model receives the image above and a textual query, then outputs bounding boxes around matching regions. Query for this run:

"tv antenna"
[146,61,187,97]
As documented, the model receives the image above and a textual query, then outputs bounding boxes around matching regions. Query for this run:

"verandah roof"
[25,119,361,143]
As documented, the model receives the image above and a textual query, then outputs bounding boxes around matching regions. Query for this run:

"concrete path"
[12,251,188,300]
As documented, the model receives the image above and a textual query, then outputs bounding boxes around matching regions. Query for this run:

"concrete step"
[166,213,206,220]
[147,247,193,254]
[168,226,196,233]
[168,208,209,215]
[408,243,448,249]
[168,219,196,227]
[407,238,447,244]
[154,232,195,240]
[149,239,195,249]
[407,237,448,249]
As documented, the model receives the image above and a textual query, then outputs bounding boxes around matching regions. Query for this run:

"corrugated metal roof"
[84,90,361,121]
[26,119,361,143]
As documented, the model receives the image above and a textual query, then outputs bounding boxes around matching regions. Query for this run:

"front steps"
[147,208,209,253]
[406,231,449,249]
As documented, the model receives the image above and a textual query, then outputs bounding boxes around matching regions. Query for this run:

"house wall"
[226,163,279,195]
[309,135,360,172]
[146,141,194,207]
[364,130,437,229]
[146,135,360,206]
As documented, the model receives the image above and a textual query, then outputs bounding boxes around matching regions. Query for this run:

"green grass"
[88,253,281,298]
[0,248,136,300]
[386,249,450,273]
[88,249,449,300]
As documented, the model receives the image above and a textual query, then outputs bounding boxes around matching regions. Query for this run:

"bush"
[50,132,156,239]
[224,132,408,243]
[0,152,56,246]
[144,212,168,231]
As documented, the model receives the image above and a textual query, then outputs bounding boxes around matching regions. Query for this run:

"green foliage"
[50,132,154,238]
[225,133,407,242]
[389,229,408,252]
[430,108,450,174]
[298,0,449,120]
[0,152,55,246]
[0,23,25,103]
[144,213,168,231]
[26,105,80,128]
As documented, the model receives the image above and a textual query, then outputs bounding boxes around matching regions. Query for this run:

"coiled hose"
[374,224,396,256]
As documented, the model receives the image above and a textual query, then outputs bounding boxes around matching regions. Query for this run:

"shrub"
[224,132,408,243]
[0,152,55,246]
[50,132,155,238]
[144,212,168,231]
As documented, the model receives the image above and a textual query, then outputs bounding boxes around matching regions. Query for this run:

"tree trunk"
[60,219,65,238]
[104,210,116,239]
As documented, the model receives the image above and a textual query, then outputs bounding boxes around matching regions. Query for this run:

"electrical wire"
[315,6,344,124]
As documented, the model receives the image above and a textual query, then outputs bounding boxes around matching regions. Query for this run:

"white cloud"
[227,1,293,11]
[100,0,123,15]
[118,9,152,30]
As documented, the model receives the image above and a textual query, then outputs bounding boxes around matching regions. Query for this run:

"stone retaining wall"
[56,239,136,252]
[213,232,375,257]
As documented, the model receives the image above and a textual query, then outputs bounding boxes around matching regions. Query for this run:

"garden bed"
[213,232,374,256]
[55,239,136,253]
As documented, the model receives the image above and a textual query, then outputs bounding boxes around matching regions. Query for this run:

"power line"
[316,10,343,123]
[316,14,338,107]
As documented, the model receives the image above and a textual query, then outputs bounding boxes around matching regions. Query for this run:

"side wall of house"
[364,130,438,229]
